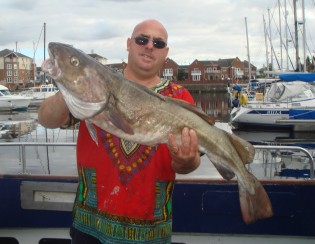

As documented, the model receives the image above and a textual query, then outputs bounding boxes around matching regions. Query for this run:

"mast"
[268,8,274,72]
[43,22,46,84]
[293,0,300,70]
[278,0,283,70]
[285,0,289,70]
[245,17,251,80]
[302,0,306,72]
[263,15,270,76]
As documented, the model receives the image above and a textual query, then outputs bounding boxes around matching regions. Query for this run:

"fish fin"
[213,162,235,180]
[108,104,134,135]
[86,120,98,145]
[206,155,235,180]
[238,172,273,224]
[226,132,255,164]
[167,97,216,125]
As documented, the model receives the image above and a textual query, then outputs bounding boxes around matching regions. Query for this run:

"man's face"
[127,21,169,73]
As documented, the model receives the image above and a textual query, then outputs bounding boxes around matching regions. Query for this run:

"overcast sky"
[1,0,315,69]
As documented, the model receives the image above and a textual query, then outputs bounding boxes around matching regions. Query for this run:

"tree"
[177,68,186,81]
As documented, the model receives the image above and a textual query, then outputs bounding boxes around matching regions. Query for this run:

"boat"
[231,73,315,131]
[20,84,59,107]
[0,141,314,243]
[0,85,31,111]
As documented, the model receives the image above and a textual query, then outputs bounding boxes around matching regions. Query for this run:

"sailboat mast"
[245,17,251,80]
[285,0,289,70]
[263,15,270,76]
[278,0,283,70]
[293,0,300,70]
[43,23,46,84]
[268,9,274,72]
[302,0,306,72]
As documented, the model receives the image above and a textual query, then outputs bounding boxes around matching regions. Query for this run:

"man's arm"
[38,91,70,128]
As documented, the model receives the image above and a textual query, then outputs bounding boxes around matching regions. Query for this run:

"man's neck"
[124,67,160,88]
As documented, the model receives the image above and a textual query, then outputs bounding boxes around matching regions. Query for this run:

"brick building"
[107,56,256,84]
[0,49,35,90]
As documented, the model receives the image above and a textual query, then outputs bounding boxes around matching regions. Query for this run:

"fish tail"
[238,172,273,224]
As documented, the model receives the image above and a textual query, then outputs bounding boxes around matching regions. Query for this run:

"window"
[163,68,173,76]
[192,75,201,81]
[7,77,12,83]
[14,70,18,76]
[14,64,18,69]
[6,64,12,69]
[7,70,12,76]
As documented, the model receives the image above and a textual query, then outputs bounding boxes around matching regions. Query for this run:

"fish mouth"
[41,48,61,78]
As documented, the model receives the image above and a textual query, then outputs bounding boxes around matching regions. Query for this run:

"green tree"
[177,68,186,81]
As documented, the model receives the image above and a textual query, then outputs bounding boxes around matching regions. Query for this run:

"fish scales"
[41,42,273,224]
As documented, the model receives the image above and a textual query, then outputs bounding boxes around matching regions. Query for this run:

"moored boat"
[20,84,59,107]
[231,74,315,131]
[0,85,31,111]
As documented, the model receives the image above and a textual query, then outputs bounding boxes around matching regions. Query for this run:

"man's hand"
[167,127,200,174]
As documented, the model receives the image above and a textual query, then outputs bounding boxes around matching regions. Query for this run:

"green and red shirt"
[72,80,194,244]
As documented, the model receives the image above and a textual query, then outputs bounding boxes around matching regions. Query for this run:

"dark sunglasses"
[133,36,167,49]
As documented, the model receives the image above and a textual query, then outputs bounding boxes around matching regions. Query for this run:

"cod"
[42,42,273,224]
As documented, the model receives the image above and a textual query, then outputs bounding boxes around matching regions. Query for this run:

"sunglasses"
[133,36,167,49]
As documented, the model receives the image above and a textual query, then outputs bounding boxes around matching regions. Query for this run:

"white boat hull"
[0,95,31,111]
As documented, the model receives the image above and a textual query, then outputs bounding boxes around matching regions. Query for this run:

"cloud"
[0,0,314,69]
[5,0,38,10]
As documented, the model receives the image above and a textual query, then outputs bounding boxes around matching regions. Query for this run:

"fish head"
[41,42,111,119]
[42,42,109,103]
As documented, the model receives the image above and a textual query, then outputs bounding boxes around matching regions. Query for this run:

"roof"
[217,58,237,67]
[88,53,107,60]
[0,49,31,58]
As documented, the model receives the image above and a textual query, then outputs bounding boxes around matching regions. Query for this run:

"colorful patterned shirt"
[72,80,194,243]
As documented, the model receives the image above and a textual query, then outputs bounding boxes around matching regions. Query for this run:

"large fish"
[41,42,273,224]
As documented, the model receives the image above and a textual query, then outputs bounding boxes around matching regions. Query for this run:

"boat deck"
[0,142,315,243]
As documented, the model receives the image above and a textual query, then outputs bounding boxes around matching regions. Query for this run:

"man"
[38,19,200,244]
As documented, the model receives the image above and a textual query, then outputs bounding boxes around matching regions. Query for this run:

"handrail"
[0,142,314,179]
[0,142,76,174]
[253,145,314,179]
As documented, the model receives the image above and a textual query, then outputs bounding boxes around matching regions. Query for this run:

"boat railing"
[252,145,314,179]
[0,142,314,179]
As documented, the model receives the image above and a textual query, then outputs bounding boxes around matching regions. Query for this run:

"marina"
[231,74,315,131]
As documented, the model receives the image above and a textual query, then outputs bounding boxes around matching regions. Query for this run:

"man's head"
[126,19,169,81]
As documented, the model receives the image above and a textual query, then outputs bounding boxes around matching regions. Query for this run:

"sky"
[1,0,315,70]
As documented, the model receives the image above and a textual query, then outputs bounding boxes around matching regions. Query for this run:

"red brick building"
[0,49,35,90]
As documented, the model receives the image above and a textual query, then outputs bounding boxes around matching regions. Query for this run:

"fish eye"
[70,56,80,66]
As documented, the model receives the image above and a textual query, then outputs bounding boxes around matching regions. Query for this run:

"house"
[160,58,179,81]
[187,59,222,82]
[0,49,35,90]
[104,57,256,84]
[88,52,108,65]
[106,62,127,74]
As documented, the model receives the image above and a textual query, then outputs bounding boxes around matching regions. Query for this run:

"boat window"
[0,237,18,244]
[274,83,285,100]
[39,238,71,244]
[0,89,11,95]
